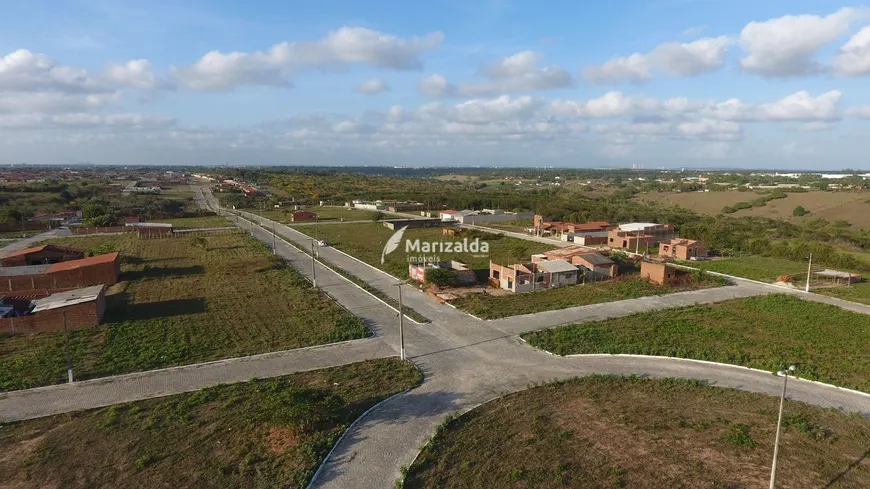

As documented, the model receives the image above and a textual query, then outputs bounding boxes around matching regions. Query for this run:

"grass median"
[523,294,870,391]
[453,274,726,319]
[0,222,369,391]
[404,375,870,489]
[1,358,421,489]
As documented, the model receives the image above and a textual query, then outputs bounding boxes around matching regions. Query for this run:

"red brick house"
[640,261,690,285]
[659,238,708,261]
[0,285,106,335]
[290,211,318,222]
[0,245,85,267]
[0,252,120,293]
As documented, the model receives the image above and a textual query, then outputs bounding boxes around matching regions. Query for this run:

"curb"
[560,353,870,399]
[305,388,413,489]
[230,211,428,325]
[0,337,381,399]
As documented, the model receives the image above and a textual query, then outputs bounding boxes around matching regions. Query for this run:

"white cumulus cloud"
[172,27,443,91]
[833,26,870,76]
[703,90,842,122]
[739,7,868,76]
[355,78,390,94]
[583,36,730,84]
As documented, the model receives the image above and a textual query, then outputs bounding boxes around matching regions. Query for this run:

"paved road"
[0,227,70,257]
[3,188,870,489]
[223,192,870,488]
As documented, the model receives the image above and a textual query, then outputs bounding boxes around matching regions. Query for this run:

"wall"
[383,219,442,230]
[0,256,119,293]
[457,212,534,224]
[0,293,104,335]
[1,248,85,267]
[70,226,130,235]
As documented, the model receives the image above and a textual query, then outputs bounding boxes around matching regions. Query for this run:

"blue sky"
[1,0,870,168]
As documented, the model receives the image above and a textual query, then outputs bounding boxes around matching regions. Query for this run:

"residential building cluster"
[0,245,121,334]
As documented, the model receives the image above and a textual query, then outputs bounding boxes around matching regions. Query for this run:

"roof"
[537,260,578,273]
[46,252,119,273]
[440,210,458,215]
[814,269,860,278]
[31,285,105,313]
[1,244,84,261]
[0,264,51,276]
[544,246,596,260]
[618,223,661,232]
[663,238,699,247]
[125,222,173,228]
[576,253,615,266]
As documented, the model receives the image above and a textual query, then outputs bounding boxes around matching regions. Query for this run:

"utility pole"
[805,253,813,293]
[635,229,641,255]
[770,366,795,489]
[272,220,276,254]
[310,240,317,287]
[63,312,73,383]
[395,284,405,360]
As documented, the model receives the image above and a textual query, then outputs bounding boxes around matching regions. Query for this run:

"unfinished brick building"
[0,252,120,293]
[0,285,107,335]
[0,245,85,267]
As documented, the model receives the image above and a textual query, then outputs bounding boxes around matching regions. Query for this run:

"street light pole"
[310,240,317,288]
[63,311,73,383]
[395,284,405,360]
[272,220,276,254]
[770,365,796,489]
[805,253,813,293]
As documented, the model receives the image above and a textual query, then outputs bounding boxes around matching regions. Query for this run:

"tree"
[371,211,385,222]
[792,205,808,217]
[425,267,459,287]
[190,236,208,254]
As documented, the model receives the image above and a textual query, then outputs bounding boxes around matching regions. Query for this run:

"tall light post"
[394,283,405,360]
[770,365,796,489]
[805,254,813,293]
[272,220,277,254]
[310,240,317,288]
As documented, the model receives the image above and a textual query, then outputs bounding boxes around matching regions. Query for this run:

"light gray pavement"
[3,187,870,489]
[0,338,392,422]
[0,227,70,256]
[219,190,870,488]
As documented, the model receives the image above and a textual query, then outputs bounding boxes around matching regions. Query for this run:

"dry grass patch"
[405,376,870,489]
[0,358,421,489]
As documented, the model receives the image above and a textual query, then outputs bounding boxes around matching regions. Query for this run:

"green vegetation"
[152,215,232,229]
[722,190,787,214]
[269,228,431,323]
[404,375,870,489]
[816,282,870,305]
[0,358,422,489]
[248,206,381,223]
[295,223,555,281]
[425,267,459,287]
[793,205,808,217]
[523,294,870,391]
[453,276,725,319]
[686,256,814,282]
[0,222,369,391]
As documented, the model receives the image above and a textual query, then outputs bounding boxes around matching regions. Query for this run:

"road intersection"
[1,186,869,488]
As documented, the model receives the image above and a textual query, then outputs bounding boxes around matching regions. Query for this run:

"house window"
[493,270,500,279]
[622,240,628,248]
[537,274,545,283]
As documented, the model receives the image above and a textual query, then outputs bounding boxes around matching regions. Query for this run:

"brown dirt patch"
[405,376,870,489]
[266,426,300,455]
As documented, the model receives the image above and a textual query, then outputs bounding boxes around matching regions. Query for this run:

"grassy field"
[0,223,369,391]
[250,206,381,223]
[296,222,556,280]
[686,255,816,282]
[480,220,534,234]
[524,294,870,391]
[404,375,870,489]
[0,358,421,489]
[817,282,870,305]
[151,215,232,229]
[637,190,870,228]
[452,276,725,319]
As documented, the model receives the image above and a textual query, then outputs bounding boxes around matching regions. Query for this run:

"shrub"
[425,267,459,287]
[793,206,807,217]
